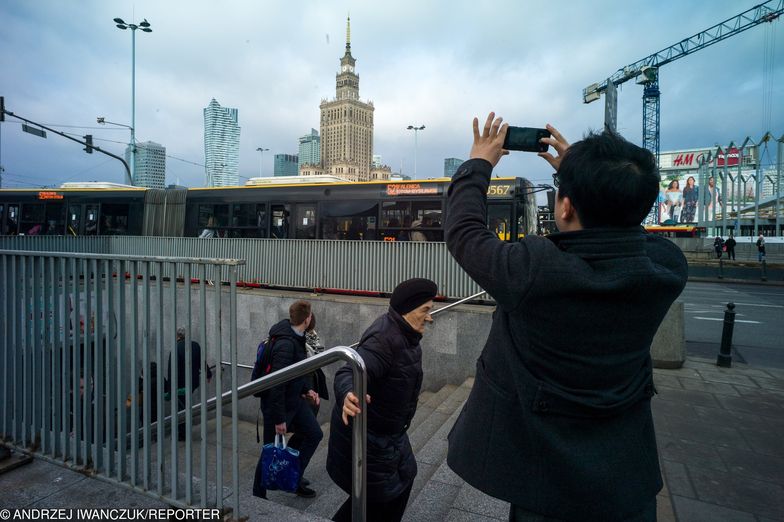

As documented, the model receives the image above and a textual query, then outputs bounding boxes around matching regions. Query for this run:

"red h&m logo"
[673,153,695,166]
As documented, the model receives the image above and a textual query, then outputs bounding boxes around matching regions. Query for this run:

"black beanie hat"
[390,278,438,315]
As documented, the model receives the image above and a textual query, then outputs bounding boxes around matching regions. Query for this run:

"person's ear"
[559,195,577,223]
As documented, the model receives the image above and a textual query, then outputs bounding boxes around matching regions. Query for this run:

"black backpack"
[250,336,276,398]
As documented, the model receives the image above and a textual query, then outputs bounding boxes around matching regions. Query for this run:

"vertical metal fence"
[0,250,246,518]
[0,237,485,298]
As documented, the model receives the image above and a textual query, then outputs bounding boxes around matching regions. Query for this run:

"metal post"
[718,257,723,279]
[414,129,418,179]
[777,138,782,236]
[761,259,768,282]
[716,303,735,367]
[754,151,761,237]
[130,28,136,185]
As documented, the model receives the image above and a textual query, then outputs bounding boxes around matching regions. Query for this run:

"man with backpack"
[252,300,323,499]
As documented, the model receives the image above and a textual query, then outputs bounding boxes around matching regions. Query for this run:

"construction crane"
[583,0,783,162]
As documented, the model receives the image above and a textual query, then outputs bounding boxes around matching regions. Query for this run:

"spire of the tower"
[346,15,351,51]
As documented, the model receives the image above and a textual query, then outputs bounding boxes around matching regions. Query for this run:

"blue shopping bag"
[260,434,301,492]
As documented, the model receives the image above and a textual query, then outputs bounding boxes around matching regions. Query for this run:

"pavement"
[652,349,784,522]
[3,348,782,521]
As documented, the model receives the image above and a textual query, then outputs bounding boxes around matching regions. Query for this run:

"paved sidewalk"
[653,355,784,522]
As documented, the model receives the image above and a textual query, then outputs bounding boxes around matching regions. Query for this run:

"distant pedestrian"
[287,313,330,488]
[724,235,736,260]
[253,300,323,499]
[713,236,724,259]
[166,327,212,440]
[757,234,766,262]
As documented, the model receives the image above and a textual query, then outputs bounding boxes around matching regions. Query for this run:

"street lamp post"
[406,125,425,178]
[256,147,269,177]
[113,17,152,186]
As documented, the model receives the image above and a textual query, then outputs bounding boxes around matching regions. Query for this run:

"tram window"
[321,201,378,240]
[21,203,45,235]
[381,201,442,241]
[270,205,290,239]
[233,204,257,227]
[101,204,129,235]
[67,206,81,236]
[6,205,19,235]
[84,205,99,235]
[45,203,65,235]
[0,204,4,234]
[517,200,533,240]
[256,205,267,232]
[488,205,511,241]
[214,205,229,227]
[197,205,213,228]
[294,205,317,239]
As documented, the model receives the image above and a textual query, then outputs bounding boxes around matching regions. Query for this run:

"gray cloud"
[0,0,780,191]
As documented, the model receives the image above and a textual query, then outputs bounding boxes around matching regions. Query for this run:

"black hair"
[556,130,659,228]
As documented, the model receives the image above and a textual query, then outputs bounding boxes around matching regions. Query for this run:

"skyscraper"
[203,98,241,187]
[318,17,385,182]
[274,154,299,177]
[444,157,464,178]
[125,141,166,188]
[298,129,320,173]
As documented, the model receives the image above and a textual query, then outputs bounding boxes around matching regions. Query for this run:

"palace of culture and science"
[299,18,391,182]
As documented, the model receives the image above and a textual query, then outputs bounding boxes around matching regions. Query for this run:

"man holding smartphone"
[445,113,687,521]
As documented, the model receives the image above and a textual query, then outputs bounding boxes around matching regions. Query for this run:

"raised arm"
[445,113,543,310]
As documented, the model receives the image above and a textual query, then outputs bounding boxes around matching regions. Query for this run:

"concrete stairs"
[98,377,506,520]
[247,376,511,521]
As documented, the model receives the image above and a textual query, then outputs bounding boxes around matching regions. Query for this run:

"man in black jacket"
[445,113,687,521]
[326,278,437,522]
[253,300,323,499]
[166,327,212,440]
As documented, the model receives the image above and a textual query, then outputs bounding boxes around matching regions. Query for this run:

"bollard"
[718,257,724,279]
[716,302,735,368]
[761,259,767,282]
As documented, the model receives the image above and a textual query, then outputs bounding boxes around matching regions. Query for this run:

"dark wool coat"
[445,159,688,521]
[326,308,424,502]
[260,319,310,425]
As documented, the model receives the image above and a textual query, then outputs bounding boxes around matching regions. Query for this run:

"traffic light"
[0,96,5,122]
[84,134,93,154]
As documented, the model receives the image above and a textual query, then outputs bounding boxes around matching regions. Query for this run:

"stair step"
[404,379,473,520]
[265,422,331,510]
[302,383,458,519]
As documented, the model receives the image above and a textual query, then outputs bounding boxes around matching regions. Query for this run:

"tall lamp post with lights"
[113,16,152,186]
[406,124,425,178]
[256,147,269,177]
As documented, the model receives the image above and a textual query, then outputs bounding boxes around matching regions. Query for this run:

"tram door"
[270,204,291,239]
[67,205,82,235]
[293,203,317,239]
[487,203,512,242]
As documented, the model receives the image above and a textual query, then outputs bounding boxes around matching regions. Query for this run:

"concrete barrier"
[650,301,685,369]
[123,286,686,422]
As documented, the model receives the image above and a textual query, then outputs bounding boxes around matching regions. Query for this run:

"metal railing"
[157,346,368,522]
[0,248,371,521]
[0,237,484,298]
[0,249,247,517]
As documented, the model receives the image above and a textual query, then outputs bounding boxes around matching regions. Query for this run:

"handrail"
[146,346,368,522]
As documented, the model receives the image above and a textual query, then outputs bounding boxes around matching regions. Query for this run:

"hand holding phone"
[502,127,551,153]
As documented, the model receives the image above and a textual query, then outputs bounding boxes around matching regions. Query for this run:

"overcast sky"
[0,0,781,192]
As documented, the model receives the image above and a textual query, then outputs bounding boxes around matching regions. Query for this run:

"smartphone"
[503,126,550,153]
